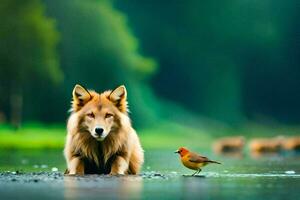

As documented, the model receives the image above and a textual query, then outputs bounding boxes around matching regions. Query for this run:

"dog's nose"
[95,127,104,135]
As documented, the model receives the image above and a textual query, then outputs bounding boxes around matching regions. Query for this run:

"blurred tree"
[0,0,62,128]
[42,0,159,126]
[2,0,298,127]
[116,0,300,124]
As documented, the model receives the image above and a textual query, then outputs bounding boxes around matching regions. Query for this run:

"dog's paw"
[110,172,125,176]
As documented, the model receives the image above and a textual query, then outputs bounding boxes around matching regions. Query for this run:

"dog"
[64,84,144,175]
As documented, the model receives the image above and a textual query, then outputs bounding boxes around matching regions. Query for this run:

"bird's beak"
[174,150,179,154]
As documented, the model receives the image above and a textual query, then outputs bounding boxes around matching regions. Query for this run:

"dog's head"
[71,84,128,141]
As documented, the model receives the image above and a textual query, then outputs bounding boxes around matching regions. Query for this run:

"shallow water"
[0,149,299,199]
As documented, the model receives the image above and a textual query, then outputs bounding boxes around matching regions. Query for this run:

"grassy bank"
[0,122,215,150]
[0,122,299,150]
[0,124,66,149]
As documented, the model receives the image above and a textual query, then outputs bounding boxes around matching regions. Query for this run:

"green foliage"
[40,0,159,126]
[44,0,156,84]
[0,0,62,84]
[0,0,62,127]
[0,0,300,127]
[116,0,300,124]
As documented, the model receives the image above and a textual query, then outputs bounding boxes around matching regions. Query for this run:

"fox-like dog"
[64,84,144,175]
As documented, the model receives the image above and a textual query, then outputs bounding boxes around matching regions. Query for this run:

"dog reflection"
[64,175,143,199]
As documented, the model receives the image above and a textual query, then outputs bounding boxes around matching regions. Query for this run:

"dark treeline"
[0,0,300,128]
[116,0,300,124]
[0,0,159,128]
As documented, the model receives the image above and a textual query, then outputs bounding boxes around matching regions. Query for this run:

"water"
[0,149,299,199]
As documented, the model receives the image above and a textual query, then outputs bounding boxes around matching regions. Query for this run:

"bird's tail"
[208,160,221,164]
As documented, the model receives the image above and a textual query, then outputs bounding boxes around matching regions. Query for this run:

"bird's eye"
[87,112,95,118]
[105,113,114,118]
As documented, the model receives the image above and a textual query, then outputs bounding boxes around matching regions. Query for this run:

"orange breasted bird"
[175,147,221,176]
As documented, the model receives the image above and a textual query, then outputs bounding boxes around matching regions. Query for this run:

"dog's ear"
[72,84,92,111]
[109,85,128,113]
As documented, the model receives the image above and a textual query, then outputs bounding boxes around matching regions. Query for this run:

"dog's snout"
[95,127,104,135]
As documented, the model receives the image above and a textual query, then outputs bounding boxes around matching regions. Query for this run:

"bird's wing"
[188,153,210,163]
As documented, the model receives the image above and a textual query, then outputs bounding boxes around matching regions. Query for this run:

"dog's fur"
[64,84,144,175]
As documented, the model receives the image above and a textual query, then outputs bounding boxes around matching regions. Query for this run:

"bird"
[175,147,221,176]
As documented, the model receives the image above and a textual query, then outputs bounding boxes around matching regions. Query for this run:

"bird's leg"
[191,170,198,176]
[196,169,202,175]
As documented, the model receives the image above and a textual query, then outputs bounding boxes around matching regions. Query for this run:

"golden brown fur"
[64,84,144,175]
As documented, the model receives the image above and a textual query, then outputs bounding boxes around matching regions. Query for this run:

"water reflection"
[1,149,300,199]
[215,151,244,159]
[64,175,143,199]
[181,176,210,199]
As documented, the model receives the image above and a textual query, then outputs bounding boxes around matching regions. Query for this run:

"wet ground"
[0,150,300,199]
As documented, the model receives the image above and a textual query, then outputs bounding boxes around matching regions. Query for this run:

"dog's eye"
[87,112,95,118]
[105,113,114,118]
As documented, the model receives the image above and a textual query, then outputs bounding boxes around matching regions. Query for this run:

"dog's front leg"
[110,156,129,175]
[68,157,84,175]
